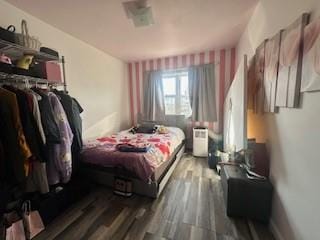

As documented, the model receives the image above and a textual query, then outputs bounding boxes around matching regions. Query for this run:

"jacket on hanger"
[32,88,61,144]
[0,101,26,183]
[0,88,31,176]
[54,90,83,153]
[25,90,46,144]
[46,92,74,184]
[3,86,45,163]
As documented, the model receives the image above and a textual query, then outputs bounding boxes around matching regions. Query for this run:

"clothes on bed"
[82,127,185,182]
[0,86,83,194]
[116,143,151,152]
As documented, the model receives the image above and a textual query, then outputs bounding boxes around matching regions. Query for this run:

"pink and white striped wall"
[127,48,236,134]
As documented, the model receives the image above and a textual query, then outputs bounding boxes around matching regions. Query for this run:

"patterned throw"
[81,127,184,182]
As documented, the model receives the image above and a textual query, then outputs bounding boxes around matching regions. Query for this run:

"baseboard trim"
[270,219,285,240]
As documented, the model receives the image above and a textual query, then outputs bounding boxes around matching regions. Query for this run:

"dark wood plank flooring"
[35,154,274,240]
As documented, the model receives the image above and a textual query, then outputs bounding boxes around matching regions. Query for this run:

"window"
[162,70,192,116]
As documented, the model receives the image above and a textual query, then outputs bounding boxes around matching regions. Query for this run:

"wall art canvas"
[301,17,320,92]
[276,13,310,108]
[247,55,256,110]
[254,40,267,114]
[264,32,281,113]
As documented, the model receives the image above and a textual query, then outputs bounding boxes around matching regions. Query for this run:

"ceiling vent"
[122,0,154,27]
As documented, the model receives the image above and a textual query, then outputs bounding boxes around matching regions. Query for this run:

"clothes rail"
[0,71,66,88]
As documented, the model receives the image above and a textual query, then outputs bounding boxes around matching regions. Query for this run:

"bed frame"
[80,142,185,198]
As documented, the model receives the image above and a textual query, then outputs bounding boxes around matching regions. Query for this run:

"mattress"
[81,127,185,182]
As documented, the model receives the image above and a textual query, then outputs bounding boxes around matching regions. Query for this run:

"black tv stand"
[220,164,273,222]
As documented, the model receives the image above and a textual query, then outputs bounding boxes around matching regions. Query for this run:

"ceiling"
[6,0,258,61]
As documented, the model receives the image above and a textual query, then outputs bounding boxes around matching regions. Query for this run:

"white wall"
[237,1,320,240]
[0,0,130,138]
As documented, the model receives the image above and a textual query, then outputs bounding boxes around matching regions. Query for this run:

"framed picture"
[301,17,320,92]
[264,32,282,113]
[276,13,310,108]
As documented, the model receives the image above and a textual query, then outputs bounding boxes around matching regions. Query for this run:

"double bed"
[80,126,185,198]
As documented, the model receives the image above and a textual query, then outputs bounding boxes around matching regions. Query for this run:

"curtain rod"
[147,62,220,73]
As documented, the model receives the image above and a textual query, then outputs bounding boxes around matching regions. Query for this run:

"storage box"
[33,62,62,82]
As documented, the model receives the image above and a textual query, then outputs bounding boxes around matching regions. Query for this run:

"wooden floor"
[35,154,274,240]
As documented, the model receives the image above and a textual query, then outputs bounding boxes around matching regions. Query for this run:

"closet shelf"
[0,39,60,62]
[0,71,65,86]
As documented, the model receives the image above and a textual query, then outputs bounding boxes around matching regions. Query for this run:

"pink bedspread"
[81,127,185,182]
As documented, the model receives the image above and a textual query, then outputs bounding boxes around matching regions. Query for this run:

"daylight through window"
[162,70,192,117]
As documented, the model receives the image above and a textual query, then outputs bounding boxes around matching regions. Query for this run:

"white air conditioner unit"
[193,127,208,157]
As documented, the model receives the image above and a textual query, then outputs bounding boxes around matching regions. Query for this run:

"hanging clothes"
[46,91,74,185]
[32,88,61,144]
[53,90,83,171]
[0,139,5,182]
[3,86,45,163]
[2,86,49,194]
[0,79,80,193]
[25,89,46,144]
[0,87,31,177]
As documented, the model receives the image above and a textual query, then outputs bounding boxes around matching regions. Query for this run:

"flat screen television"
[223,55,248,152]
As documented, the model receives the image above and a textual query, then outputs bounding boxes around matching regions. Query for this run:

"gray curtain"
[143,70,166,121]
[188,64,217,122]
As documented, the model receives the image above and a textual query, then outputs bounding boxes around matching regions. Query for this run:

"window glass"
[162,71,191,117]
[162,77,176,95]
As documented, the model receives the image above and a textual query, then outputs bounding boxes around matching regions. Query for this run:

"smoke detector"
[122,0,154,27]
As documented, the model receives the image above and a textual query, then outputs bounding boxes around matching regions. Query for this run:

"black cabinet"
[221,165,273,222]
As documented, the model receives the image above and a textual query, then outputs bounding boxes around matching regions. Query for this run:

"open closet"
[0,32,89,238]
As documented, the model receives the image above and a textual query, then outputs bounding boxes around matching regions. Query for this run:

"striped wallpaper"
[127,48,236,134]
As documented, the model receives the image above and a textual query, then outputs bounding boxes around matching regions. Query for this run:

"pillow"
[130,124,157,134]
[157,125,169,134]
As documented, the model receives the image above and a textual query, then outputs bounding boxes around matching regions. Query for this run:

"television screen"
[223,55,248,152]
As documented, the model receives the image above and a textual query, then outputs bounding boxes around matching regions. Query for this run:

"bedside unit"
[220,165,273,222]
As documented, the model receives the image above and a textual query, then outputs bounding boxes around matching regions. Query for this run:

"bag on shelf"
[0,25,16,43]
[3,211,26,240]
[0,54,13,74]
[22,201,45,239]
[15,20,41,51]
[40,47,59,58]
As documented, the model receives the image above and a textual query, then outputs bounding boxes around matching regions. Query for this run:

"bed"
[79,126,185,198]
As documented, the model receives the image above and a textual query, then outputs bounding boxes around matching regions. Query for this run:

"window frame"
[162,69,190,116]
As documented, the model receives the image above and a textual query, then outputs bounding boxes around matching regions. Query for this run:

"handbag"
[3,211,26,240]
[22,201,44,239]
[0,25,16,43]
[15,20,41,51]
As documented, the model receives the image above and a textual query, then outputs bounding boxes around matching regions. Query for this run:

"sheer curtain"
[188,64,217,122]
[143,70,166,121]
